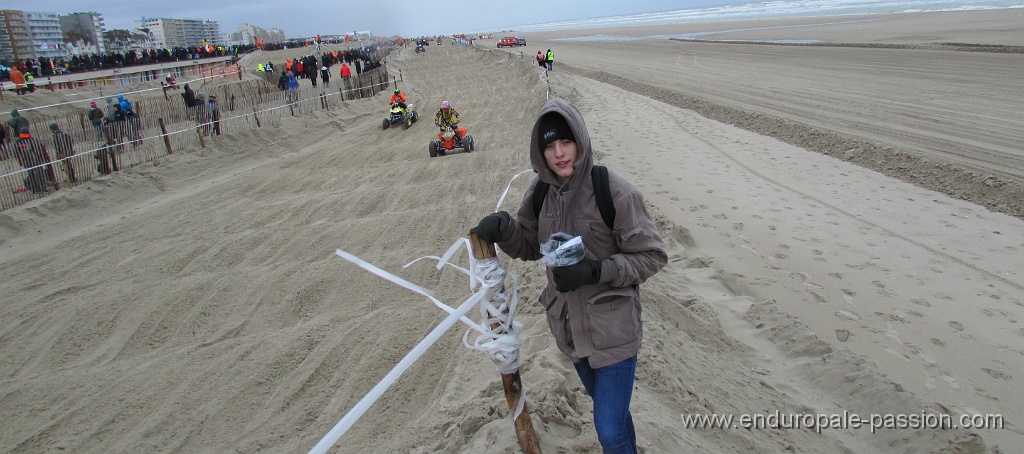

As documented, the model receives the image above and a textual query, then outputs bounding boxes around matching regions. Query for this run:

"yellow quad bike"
[382,103,418,130]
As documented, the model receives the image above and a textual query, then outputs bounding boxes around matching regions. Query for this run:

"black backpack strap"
[532,179,550,220]
[592,165,615,230]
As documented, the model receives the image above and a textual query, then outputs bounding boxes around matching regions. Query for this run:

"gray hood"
[529,98,593,190]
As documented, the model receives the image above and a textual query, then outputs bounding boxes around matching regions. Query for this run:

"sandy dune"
[1,10,1021,453]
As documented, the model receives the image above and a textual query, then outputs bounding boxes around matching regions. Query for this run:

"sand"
[1,9,1021,454]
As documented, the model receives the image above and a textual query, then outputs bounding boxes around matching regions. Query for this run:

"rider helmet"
[441,100,450,110]
[394,88,400,94]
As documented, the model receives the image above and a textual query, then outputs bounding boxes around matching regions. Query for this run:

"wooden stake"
[468,230,542,454]
[159,118,173,154]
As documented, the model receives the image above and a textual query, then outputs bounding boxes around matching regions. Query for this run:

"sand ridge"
[1,10,1021,453]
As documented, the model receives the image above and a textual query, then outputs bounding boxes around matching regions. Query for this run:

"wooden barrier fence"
[0,64,391,211]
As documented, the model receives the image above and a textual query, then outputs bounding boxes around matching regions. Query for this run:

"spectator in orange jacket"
[9,67,25,95]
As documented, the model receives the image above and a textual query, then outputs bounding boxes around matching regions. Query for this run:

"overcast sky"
[3,0,745,39]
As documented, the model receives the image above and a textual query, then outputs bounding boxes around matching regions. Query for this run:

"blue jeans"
[574,355,637,454]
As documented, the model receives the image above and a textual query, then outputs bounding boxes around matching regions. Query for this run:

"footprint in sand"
[835,309,861,321]
[911,299,932,308]
[982,368,1013,380]
[943,375,961,390]
[930,338,946,347]
[949,321,965,331]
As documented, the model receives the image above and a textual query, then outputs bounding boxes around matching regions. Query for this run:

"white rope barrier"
[307,261,486,454]
[14,70,241,113]
[314,172,534,452]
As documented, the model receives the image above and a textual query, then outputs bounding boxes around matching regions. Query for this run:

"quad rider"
[389,88,408,110]
[434,100,462,143]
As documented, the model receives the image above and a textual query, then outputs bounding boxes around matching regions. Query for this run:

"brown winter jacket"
[496,98,667,368]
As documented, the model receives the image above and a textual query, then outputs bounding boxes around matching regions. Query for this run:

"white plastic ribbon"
[314,171,536,452]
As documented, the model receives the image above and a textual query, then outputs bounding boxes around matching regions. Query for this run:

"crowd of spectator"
[0,43,258,81]
[264,44,386,95]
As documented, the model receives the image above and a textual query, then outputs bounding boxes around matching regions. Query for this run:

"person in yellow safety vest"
[257,63,265,72]
[545,49,554,71]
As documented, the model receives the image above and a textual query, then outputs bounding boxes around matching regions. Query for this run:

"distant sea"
[495,0,1022,33]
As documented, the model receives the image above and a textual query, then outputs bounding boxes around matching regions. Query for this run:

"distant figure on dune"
[13,127,52,194]
[50,123,77,184]
[320,65,330,87]
[88,101,105,139]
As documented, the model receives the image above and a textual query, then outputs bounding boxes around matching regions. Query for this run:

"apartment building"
[25,11,64,59]
[59,12,107,54]
[0,9,64,62]
[136,17,221,49]
[230,23,287,45]
[1,10,30,62]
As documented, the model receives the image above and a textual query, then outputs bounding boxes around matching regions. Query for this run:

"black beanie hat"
[538,113,574,150]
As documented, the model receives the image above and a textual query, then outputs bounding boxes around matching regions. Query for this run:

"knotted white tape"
[314,170,536,452]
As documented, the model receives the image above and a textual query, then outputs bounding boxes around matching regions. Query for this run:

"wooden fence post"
[467,231,542,454]
[253,107,261,128]
[159,118,173,154]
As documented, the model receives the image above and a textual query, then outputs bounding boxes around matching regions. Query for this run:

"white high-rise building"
[24,11,63,59]
[135,17,221,49]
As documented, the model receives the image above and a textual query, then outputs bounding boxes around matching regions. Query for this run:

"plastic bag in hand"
[540,232,586,267]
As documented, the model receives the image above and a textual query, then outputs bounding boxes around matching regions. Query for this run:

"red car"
[497,37,525,48]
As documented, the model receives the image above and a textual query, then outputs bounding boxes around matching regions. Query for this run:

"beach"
[1,9,1022,453]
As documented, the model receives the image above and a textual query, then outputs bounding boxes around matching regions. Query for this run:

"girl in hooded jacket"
[476,98,666,454]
